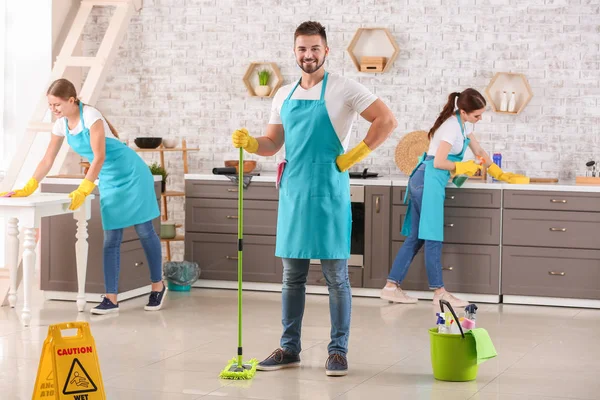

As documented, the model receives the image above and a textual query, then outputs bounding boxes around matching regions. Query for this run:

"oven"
[311,185,365,267]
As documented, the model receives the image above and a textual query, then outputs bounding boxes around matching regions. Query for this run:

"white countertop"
[185,173,600,193]
[42,175,163,185]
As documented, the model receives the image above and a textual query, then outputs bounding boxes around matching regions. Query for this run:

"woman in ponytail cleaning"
[0,79,166,314]
[380,88,526,307]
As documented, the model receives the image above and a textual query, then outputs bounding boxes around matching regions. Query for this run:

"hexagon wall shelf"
[347,28,399,73]
[485,72,533,115]
[243,62,283,98]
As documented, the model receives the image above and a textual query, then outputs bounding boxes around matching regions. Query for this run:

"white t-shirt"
[52,105,116,139]
[427,115,473,156]
[268,72,377,151]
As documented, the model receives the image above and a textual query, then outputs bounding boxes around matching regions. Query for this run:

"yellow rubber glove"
[231,128,259,153]
[452,160,482,177]
[488,163,530,184]
[336,141,372,172]
[487,163,504,180]
[68,179,95,211]
[0,177,39,197]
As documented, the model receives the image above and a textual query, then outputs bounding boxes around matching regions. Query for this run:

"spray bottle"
[452,156,484,188]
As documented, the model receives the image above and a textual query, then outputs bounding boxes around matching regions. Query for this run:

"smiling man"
[231,21,397,376]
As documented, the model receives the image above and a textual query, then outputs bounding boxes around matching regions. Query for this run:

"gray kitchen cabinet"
[184,179,283,284]
[185,232,281,283]
[185,198,278,236]
[502,189,600,301]
[502,246,600,300]
[503,209,600,250]
[40,181,161,294]
[390,185,501,295]
[391,242,500,295]
[363,186,391,288]
[392,205,501,246]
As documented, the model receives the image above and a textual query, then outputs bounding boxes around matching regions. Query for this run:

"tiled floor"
[2,284,600,399]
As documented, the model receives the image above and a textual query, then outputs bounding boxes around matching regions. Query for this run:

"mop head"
[219,357,259,380]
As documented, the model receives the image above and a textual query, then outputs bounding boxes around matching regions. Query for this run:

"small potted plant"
[149,162,168,193]
[255,69,271,97]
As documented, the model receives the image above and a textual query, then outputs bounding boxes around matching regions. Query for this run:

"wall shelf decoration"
[484,72,533,115]
[242,62,283,98]
[347,28,400,73]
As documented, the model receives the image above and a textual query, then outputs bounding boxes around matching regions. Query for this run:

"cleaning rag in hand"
[468,328,497,364]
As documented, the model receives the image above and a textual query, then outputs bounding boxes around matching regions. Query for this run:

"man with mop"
[232,21,397,376]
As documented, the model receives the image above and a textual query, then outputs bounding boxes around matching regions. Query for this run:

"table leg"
[7,218,19,308]
[74,207,89,312]
[21,227,36,326]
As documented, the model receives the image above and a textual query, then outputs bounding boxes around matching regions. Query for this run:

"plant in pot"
[255,68,271,97]
[149,162,168,193]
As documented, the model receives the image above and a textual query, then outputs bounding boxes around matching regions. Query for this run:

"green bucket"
[429,299,478,381]
[429,328,478,381]
[167,281,190,292]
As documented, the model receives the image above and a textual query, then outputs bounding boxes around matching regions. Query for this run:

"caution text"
[57,346,94,356]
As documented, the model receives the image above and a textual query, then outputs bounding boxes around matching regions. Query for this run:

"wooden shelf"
[347,27,399,73]
[242,62,283,98]
[162,191,185,197]
[161,234,184,242]
[484,72,533,115]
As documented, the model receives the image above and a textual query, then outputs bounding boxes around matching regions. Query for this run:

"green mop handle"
[237,147,244,367]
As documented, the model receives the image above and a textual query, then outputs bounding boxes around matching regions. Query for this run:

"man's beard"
[297,56,326,73]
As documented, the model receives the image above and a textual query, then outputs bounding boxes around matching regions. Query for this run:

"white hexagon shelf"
[485,72,534,115]
[347,28,400,73]
[243,62,283,98]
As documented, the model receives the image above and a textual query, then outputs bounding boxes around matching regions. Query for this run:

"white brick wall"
[82,1,600,259]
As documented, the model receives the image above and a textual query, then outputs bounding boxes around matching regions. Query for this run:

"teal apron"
[275,71,352,259]
[65,103,160,230]
[401,111,470,242]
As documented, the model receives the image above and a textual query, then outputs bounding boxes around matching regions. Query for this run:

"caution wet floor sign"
[32,322,105,400]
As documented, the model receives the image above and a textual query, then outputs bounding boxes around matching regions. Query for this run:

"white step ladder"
[1,0,142,306]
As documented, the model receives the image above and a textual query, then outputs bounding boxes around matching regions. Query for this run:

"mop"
[219,146,258,380]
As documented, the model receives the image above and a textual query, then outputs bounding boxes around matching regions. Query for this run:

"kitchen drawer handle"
[227,188,238,192]
[550,199,567,203]
[448,195,455,200]
[134,262,144,267]
[548,271,565,276]
[444,223,455,228]
[375,196,380,213]
[226,256,238,260]
[549,227,566,232]
[226,215,238,219]
[442,266,453,271]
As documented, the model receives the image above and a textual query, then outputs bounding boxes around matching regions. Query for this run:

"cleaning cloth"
[468,328,497,364]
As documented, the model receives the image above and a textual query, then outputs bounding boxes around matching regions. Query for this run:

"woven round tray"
[395,130,430,175]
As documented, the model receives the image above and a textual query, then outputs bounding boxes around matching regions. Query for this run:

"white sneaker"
[380,286,418,304]
[432,291,469,308]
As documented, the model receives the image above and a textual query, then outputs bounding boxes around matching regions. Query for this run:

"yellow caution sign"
[32,322,105,400]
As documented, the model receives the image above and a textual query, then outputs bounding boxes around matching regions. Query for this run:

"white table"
[0,193,93,326]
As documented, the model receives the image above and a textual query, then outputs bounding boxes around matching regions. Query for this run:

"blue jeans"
[388,163,444,289]
[103,220,163,294]
[280,258,351,356]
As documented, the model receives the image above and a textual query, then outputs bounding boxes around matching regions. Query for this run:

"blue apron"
[65,103,160,230]
[401,111,470,242]
[275,71,352,259]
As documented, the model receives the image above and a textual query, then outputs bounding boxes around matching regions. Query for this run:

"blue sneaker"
[325,353,348,376]
[144,283,167,311]
[256,348,301,371]
[90,297,119,315]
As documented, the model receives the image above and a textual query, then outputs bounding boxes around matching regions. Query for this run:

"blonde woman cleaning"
[1,79,167,314]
